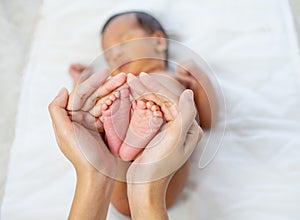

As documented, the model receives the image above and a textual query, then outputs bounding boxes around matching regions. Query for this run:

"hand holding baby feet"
[126,90,203,184]
[119,99,164,161]
[101,87,131,156]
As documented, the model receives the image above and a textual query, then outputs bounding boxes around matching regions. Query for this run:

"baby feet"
[119,100,164,161]
[102,91,164,161]
[101,87,131,155]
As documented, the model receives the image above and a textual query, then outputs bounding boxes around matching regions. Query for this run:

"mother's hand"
[67,69,127,132]
[49,86,115,220]
[49,69,129,219]
[126,73,202,220]
[126,73,203,183]
[49,69,127,177]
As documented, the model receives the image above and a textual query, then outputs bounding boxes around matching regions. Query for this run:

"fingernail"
[127,73,135,82]
[186,89,194,99]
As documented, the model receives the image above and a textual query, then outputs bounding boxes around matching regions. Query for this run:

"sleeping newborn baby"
[69,10,213,216]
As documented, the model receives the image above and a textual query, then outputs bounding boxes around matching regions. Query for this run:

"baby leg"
[119,100,163,161]
[101,88,131,155]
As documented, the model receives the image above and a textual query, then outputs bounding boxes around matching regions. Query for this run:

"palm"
[71,121,117,176]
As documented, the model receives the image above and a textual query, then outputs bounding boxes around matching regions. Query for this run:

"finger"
[127,73,163,104]
[127,73,152,100]
[127,73,177,121]
[67,68,110,110]
[139,72,179,120]
[127,73,161,103]
[69,63,85,72]
[68,110,103,132]
[183,120,203,155]
[127,124,192,183]
[81,72,127,111]
[89,98,105,117]
[147,89,197,152]
[139,72,178,103]
[170,89,197,131]
[48,88,72,135]
[143,120,200,182]
[160,89,196,149]
[126,91,199,183]
[76,65,94,84]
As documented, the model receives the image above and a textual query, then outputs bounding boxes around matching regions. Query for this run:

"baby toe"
[151,104,160,112]
[146,101,154,109]
[137,100,147,109]
[150,116,164,129]
[102,103,109,111]
[105,99,113,106]
[114,91,120,98]
[153,110,163,117]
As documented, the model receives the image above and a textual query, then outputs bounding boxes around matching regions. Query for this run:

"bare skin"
[68,67,193,215]
[101,88,131,156]
[68,12,216,217]
[119,99,163,161]
[101,88,164,161]
[111,161,190,216]
[69,63,86,85]
[49,70,202,218]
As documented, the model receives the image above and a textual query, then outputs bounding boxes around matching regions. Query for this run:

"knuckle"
[48,102,53,111]
[77,89,87,100]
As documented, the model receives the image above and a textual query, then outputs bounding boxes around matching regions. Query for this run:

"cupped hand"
[49,88,116,176]
[126,73,203,183]
[67,69,127,131]
[49,69,127,178]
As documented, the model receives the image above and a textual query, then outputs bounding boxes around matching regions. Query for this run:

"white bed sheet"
[1,0,300,219]
[0,0,42,206]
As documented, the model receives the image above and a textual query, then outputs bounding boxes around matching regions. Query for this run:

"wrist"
[68,170,115,220]
[127,176,170,208]
[127,177,170,220]
[76,169,114,189]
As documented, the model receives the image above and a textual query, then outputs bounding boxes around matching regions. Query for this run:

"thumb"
[53,87,69,108]
[166,89,196,141]
[48,87,69,122]
[183,120,203,155]
[176,89,197,130]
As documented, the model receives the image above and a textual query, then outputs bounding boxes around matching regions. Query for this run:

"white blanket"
[1,0,300,219]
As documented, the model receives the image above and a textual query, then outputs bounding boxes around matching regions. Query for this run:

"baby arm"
[176,60,218,129]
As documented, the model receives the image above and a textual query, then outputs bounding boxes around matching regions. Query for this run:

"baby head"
[101,11,169,75]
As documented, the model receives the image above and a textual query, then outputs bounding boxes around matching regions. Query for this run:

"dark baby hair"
[101,11,169,63]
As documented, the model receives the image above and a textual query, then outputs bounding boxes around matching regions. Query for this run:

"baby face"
[101,13,167,76]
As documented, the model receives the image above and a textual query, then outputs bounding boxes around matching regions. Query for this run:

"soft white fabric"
[1,0,300,219]
[0,0,42,206]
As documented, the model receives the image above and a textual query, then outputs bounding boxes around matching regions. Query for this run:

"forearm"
[69,171,114,220]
